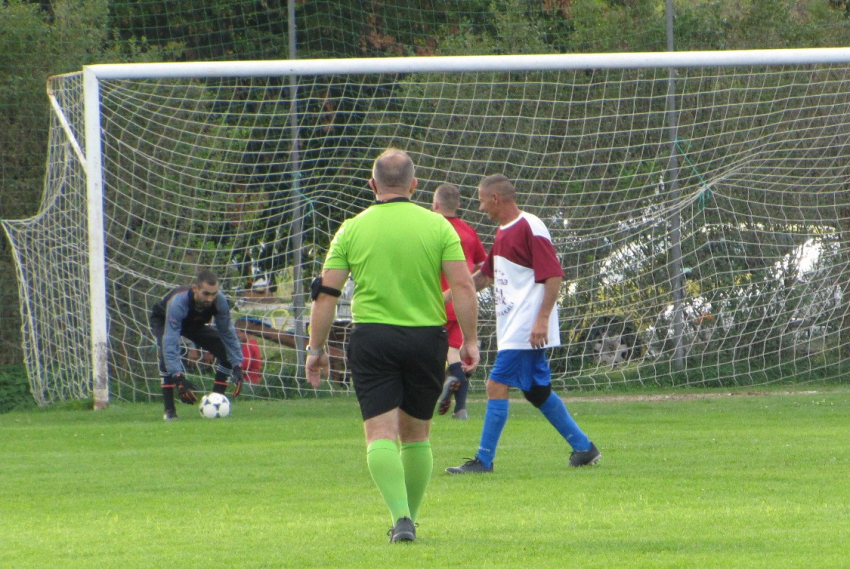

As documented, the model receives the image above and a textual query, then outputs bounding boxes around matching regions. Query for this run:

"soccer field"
[2,389,848,568]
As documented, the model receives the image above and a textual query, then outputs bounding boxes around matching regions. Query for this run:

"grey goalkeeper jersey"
[150,286,243,375]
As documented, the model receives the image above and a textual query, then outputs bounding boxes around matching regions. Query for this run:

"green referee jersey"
[323,200,466,327]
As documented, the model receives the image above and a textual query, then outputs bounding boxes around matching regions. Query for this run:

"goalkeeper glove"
[172,373,199,405]
[231,365,244,398]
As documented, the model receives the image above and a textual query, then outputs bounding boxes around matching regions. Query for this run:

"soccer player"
[446,174,601,474]
[149,270,245,420]
[237,328,263,384]
[431,183,487,420]
[305,149,479,543]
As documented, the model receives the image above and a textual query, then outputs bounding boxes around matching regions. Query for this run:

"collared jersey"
[481,211,565,350]
[323,200,466,326]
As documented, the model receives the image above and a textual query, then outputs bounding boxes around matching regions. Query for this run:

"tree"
[0,0,177,363]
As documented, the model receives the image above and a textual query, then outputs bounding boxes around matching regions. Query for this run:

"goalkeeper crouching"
[149,269,245,421]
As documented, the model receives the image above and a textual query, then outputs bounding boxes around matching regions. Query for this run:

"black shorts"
[151,325,233,376]
[347,323,448,421]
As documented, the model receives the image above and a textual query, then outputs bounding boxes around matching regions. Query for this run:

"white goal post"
[5,48,850,407]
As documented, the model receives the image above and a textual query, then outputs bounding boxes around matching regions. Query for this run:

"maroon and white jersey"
[481,211,565,350]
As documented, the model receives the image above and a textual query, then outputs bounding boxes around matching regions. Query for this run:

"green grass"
[2,389,849,568]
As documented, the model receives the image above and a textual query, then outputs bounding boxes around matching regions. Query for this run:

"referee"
[305,149,479,543]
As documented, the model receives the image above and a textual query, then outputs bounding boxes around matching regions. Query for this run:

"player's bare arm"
[443,268,492,305]
[442,259,480,373]
[530,276,562,349]
[306,268,349,387]
[472,269,493,292]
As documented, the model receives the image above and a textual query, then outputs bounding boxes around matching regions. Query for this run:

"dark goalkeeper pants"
[151,325,235,381]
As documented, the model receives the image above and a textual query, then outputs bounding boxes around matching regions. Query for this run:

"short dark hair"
[479,174,516,202]
[434,183,461,213]
[195,269,218,287]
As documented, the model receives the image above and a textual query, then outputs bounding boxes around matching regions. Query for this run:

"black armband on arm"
[310,277,342,301]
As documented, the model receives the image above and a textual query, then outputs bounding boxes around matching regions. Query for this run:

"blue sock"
[476,399,509,467]
[539,393,591,451]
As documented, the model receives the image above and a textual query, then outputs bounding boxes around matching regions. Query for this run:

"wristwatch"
[305,345,326,356]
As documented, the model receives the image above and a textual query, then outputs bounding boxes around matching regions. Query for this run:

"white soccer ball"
[199,393,231,419]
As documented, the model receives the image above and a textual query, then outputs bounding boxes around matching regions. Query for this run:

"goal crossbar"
[85,47,850,80]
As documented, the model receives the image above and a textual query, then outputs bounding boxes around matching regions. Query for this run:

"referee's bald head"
[372,149,415,193]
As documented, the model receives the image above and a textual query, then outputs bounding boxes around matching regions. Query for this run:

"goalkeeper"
[149,269,245,421]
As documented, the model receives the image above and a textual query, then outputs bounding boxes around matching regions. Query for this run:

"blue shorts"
[489,349,551,392]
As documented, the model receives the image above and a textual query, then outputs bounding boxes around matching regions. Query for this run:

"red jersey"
[441,216,487,321]
[241,338,263,383]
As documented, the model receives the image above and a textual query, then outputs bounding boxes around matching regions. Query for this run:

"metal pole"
[89,48,850,80]
[84,68,110,408]
[288,0,307,383]
[666,0,686,370]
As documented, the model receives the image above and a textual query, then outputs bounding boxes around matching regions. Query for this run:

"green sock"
[400,440,432,522]
[366,439,410,524]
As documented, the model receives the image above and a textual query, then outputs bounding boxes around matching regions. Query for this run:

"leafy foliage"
[0,365,35,413]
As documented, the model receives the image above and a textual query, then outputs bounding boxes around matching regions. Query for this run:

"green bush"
[0,365,35,413]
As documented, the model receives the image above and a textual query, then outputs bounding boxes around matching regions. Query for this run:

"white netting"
[5,56,850,404]
[2,73,91,405]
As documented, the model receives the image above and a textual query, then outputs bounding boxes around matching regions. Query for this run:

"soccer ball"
[199,393,231,419]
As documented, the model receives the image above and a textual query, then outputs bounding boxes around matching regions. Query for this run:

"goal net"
[5,50,850,406]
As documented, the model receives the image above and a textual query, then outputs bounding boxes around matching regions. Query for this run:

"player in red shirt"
[432,184,488,419]
[237,329,263,384]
